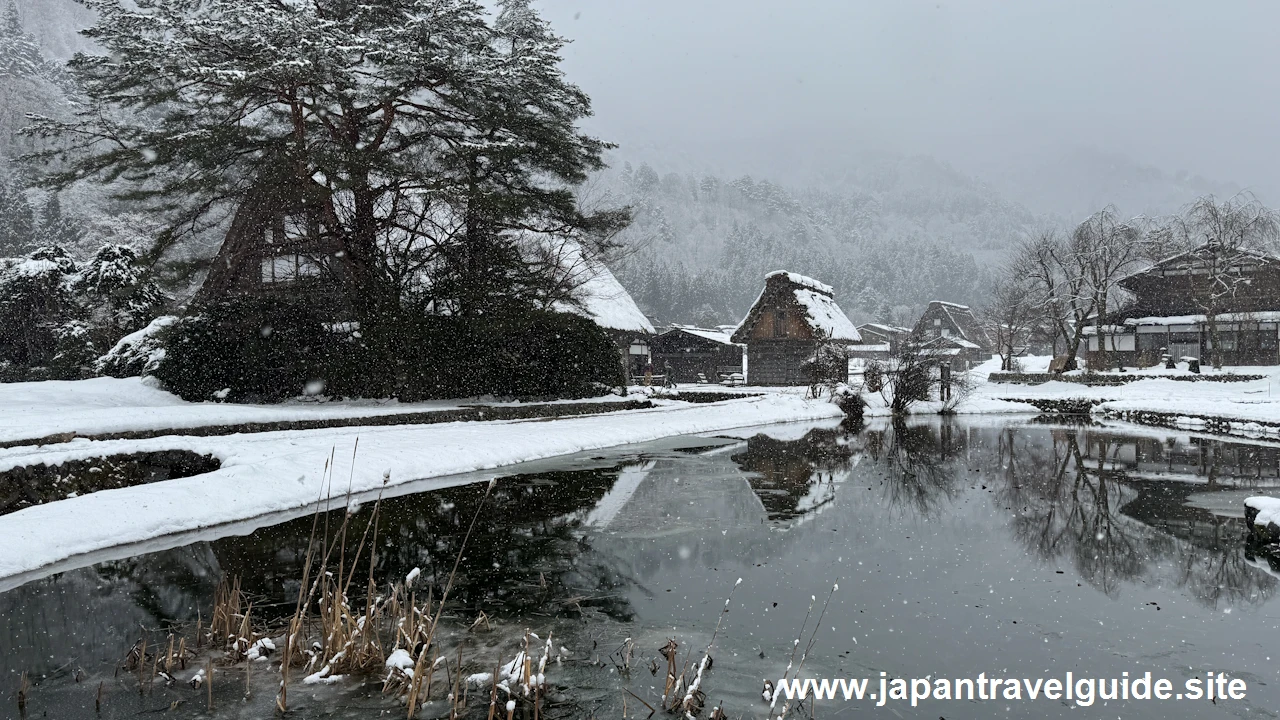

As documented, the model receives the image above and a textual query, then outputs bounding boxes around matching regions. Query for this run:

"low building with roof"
[1084,241,1280,368]
[729,271,861,386]
[849,323,912,362]
[650,325,744,383]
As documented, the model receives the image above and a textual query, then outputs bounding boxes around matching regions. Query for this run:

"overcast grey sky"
[539,0,1279,193]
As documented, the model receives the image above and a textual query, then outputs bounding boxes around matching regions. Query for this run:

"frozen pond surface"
[3,417,1280,718]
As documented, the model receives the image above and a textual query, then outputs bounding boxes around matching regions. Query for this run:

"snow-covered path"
[0,393,843,582]
[0,377,477,444]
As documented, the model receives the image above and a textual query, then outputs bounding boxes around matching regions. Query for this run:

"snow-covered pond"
[3,418,1279,718]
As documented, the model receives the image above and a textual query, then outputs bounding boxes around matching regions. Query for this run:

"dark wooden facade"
[1088,243,1280,367]
[730,272,860,386]
[910,301,991,366]
[196,180,351,311]
[651,326,744,383]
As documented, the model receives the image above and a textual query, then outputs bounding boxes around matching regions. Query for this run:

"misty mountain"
[603,153,1045,328]
[974,147,1248,221]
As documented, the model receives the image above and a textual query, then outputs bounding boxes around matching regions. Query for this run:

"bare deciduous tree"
[983,271,1039,371]
[1073,206,1147,370]
[1011,231,1094,370]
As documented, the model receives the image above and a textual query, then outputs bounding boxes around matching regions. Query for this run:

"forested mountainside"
[979,146,1247,221]
[606,154,1046,327]
[13,0,94,59]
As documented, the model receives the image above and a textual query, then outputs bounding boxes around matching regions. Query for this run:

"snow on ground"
[0,376,639,444]
[0,392,843,581]
[1246,496,1280,527]
[968,356,1280,424]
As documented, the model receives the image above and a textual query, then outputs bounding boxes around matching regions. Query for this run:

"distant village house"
[849,323,911,363]
[730,271,861,386]
[910,301,992,370]
[1086,241,1280,367]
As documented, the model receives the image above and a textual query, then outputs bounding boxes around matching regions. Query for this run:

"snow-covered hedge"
[95,315,177,378]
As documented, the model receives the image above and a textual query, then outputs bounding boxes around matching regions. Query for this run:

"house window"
[941,328,951,337]
[934,319,941,326]
[773,310,787,338]
[261,254,322,283]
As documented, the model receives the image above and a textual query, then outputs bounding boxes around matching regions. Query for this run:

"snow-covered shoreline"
[0,376,654,445]
[0,392,843,582]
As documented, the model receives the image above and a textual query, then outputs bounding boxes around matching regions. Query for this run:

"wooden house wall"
[651,331,742,383]
[739,287,819,342]
[745,340,818,386]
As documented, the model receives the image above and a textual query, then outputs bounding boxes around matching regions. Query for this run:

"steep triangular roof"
[731,271,860,343]
[921,300,991,350]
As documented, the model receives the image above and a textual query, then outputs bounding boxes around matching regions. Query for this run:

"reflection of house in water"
[1081,432,1280,486]
[731,428,856,520]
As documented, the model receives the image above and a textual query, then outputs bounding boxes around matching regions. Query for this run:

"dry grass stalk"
[17,671,29,717]
[680,578,743,715]
[405,478,498,717]
[768,583,838,718]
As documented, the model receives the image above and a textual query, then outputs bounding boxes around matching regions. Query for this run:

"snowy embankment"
[958,357,1280,432]
[0,393,842,581]
[0,376,642,445]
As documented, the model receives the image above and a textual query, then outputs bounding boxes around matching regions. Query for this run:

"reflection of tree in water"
[731,428,855,520]
[996,427,1276,607]
[861,420,961,517]
[0,544,223,678]
[214,466,637,621]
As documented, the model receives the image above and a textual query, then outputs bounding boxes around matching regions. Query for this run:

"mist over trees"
[604,154,1040,327]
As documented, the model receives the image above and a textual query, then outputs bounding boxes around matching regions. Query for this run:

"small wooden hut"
[650,325,744,383]
[730,271,861,386]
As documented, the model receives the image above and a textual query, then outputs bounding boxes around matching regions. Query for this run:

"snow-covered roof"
[920,335,979,351]
[932,300,971,310]
[668,324,738,345]
[765,270,833,295]
[732,271,860,343]
[1121,242,1280,287]
[1117,311,1280,328]
[858,323,911,335]
[848,343,891,353]
[539,237,654,334]
[793,288,861,342]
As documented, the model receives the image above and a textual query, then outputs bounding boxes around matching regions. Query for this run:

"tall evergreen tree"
[26,0,628,316]
[0,179,36,255]
[0,0,41,79]
[36,193,84,248]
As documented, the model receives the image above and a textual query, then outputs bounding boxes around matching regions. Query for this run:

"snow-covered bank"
[957,357,1280,430]
[0,393,843,581]
[0,376,642,444]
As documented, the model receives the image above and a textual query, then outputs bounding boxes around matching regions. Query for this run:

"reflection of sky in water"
[3,419,1280,718]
